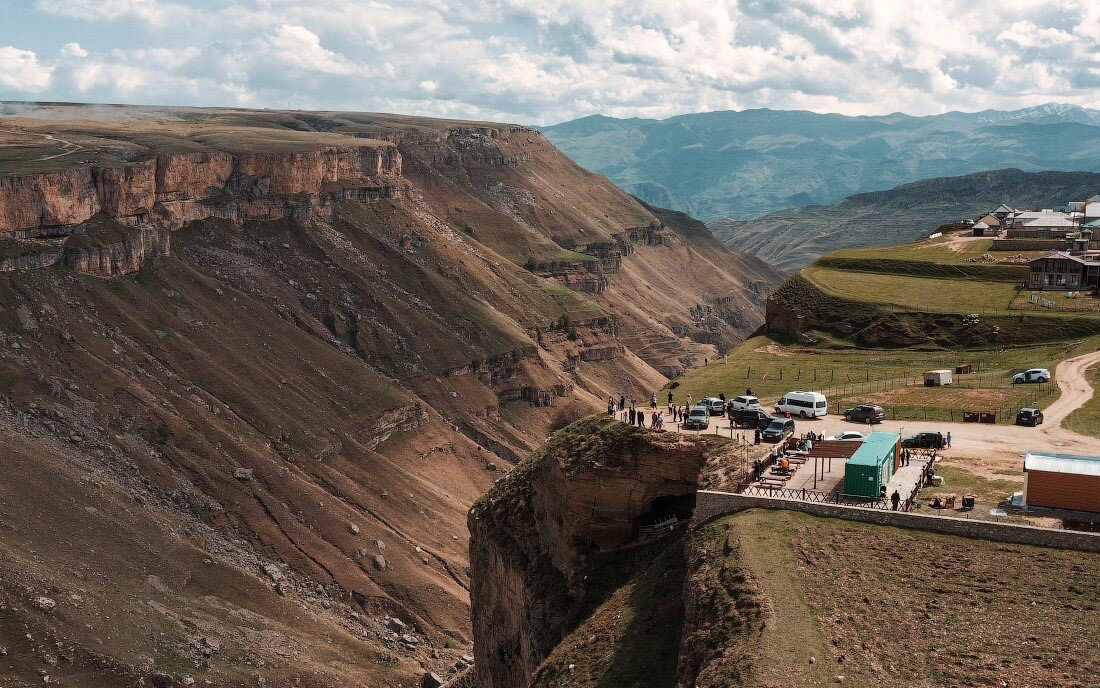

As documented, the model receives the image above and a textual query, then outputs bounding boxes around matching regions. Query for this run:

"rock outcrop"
[1,145,401,239]
[467,417,717,688]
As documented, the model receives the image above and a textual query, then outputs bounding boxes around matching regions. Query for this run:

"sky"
[1,0,1098,125]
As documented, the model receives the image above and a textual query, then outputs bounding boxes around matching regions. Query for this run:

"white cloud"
[34,0,185,26]
[266,24,359,76]
[1,0,1097,123]
[60,42,88,58]
[0,47,53,91]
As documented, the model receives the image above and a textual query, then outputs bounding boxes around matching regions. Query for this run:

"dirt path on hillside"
[1039,349,1100,426]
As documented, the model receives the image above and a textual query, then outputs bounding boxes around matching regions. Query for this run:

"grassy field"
[664,334,1097,425]
[803,265,1024,314]
[683,509,1100,687]
[802,231,1100,319]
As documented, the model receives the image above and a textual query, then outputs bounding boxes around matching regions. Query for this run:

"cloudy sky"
[1,0,1098,125]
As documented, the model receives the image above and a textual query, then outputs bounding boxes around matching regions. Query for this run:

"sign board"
[1029,292,1039,304]
[928,232,943,239]
[964,411,997,424]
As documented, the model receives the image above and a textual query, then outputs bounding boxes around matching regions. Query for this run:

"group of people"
[609,395,667,430]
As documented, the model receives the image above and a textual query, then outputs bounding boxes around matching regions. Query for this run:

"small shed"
[923,369,953,386]
[1023,452,1100,513]
[954,364,972,375]
[843,432,901,498]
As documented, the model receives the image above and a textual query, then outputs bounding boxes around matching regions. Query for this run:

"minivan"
[761,417,795,442]
[774,391,828,419]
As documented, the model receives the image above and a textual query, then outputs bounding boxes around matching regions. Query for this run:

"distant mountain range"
[710,168,1100,273]
[540,104,1100,221]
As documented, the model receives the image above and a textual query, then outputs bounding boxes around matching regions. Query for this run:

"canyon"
[0,103,779,686]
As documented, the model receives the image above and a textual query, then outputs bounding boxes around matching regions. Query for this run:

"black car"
[901,431,945,449]
[761,417,795,442]
[843,404,886,424]
[729,407,772,429]
[1015,407,1044,427]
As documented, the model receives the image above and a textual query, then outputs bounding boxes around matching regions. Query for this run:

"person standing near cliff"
[629,407,636,425]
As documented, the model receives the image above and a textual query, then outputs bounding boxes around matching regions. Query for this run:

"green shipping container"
[843,432,900,498]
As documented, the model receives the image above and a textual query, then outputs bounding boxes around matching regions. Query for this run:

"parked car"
[1013,368,1050,384]
[700,397,726,415]
[901,431,945,449]
[825,430,866,442]
[683,406,710,430]
[843,404,886,424]
[1015,407,1044,427]
[730,408,772,429]
[727,395,761,411]
[774,391,828,419]
[761,417,795,442]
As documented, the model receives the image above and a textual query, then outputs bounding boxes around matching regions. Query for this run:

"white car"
[699,397,726,415]
[825,431,866,442]
[1012,368,1050,384]
[727,395,761,411]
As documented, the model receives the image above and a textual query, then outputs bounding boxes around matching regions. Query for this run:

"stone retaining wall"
[694,491,1100,553]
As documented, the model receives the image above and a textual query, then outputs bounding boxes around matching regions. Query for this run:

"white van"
[775,391,828,419]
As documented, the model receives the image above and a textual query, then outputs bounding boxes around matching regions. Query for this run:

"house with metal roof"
[1027,251,1100,290]
[1023,452,1100,513]
[1007,210,1080,239]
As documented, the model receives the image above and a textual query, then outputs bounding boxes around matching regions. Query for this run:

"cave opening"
[634,493,696,540]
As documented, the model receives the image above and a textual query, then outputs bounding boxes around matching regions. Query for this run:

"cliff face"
[0,104,774,687]
[1,145,400,242]
[468,417,714,688]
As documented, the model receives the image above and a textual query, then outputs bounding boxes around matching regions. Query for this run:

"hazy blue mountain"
[541,104,1100,220]
[709,168,1100,274]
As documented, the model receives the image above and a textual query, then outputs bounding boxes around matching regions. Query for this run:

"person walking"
[946,431,952,449]
[890,489,901,511]
[754,428,761,445]
[607,397,615,416]
[667,391,673,406]
[686,394,693,409]
[619,394,626,411]
[650,394,657,409]
[629,407,636,425]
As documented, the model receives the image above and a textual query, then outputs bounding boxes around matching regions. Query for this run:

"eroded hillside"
[0,104,778,686]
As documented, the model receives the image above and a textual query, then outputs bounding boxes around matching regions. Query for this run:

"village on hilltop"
[970,194,1100,291]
